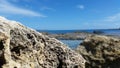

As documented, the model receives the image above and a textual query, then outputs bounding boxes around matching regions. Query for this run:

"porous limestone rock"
[76,35,120,68]
[0,16,85,68]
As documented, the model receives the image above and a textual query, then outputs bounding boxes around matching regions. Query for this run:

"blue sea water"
[60,40,82,49]
[38,29,120,36]
[38,29,120,49]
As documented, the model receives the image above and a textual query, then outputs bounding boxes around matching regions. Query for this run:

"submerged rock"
[76,35,120,68]
[0,16,85,68]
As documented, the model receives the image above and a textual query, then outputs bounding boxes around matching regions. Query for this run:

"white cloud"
[104,13,120,22]
[77,5,85,10]
[11,0,32,3]
[40,6,55,11]
[0,0,46,17]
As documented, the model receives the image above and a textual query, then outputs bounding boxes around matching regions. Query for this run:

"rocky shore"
[76,35,120,68]
[0,16,85,68]
[41,32,94,40]
[41,31,120,40]
[1,16,120,68]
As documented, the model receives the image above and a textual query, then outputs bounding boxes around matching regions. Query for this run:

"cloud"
[104,13,120,22]
[0,0,46,17]
[11,0,32,3]
[40,6,55,11]
[77,5,85,10]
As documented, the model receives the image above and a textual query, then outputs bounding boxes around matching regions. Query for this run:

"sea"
[38,29,120,49]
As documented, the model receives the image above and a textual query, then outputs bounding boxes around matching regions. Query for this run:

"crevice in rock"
[0,40,6,68]
[11,46,26,55]
[74,65,78,68]
[57,58,63,68]
[14,66,17,68]
[102,58,120,68]
[0,56,6,68]
[0,40,4,50]
[27,34,33,39]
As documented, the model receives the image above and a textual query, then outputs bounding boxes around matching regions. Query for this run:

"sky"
[0,0,120,30]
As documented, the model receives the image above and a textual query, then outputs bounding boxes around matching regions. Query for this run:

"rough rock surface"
[0,16,85,68]
[76,35,120,68]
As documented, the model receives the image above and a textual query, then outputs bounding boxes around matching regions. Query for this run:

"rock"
[76,35,120,68]
[46,32,92,40]
[0,16,85,68]
[93,30,104,34]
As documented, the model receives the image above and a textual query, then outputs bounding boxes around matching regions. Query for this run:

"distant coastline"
[37,28,120,34]
[37,29,120,40]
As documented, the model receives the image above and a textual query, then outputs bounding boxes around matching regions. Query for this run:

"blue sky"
[0,0,120,30]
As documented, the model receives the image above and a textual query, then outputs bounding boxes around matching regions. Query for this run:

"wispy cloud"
[104,13,120,22]
[0,0,46,17]
[11,0,32,3]
[77,5,85,10]
[40,6,55,11]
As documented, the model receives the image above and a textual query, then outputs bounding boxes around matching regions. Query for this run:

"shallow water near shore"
[60,40,83,49]
[39,29,120,49]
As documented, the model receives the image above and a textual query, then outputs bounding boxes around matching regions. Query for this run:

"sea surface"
[38,29,120,49]
[38,29,120,36]
[60,40,82,49]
